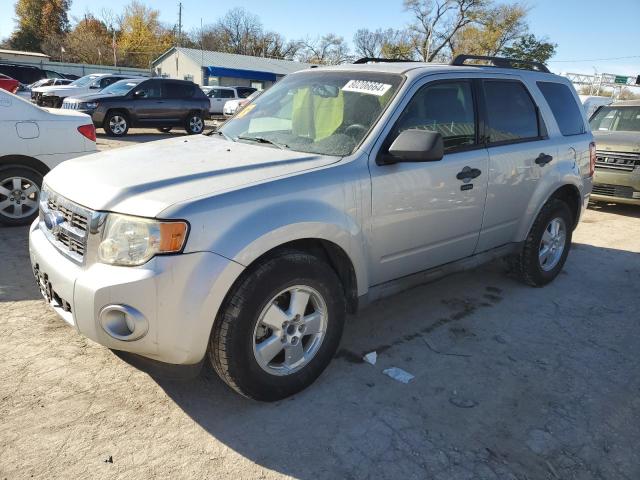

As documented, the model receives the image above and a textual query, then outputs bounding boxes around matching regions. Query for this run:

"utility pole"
[177,2,183,47]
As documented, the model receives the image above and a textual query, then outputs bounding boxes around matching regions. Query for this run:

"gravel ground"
[1,138,639,479]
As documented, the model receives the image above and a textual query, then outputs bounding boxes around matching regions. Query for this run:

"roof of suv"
[609,100,640,107]
[305,61,559,79]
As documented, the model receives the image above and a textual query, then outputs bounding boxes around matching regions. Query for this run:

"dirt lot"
[1,135,639,479]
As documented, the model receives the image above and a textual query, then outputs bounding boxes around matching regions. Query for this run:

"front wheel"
[185,113,204,135]
[103,112,129,137]
[0,167,43,226]
[509,198,573,286]
[209,251,346,401]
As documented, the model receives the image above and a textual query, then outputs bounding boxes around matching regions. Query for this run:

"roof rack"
[353,57,416,64]
[450,54,550,73]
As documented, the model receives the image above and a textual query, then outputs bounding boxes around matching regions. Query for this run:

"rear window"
[483,80,539,143]
[165,82,194,98]
[537,82,585,136]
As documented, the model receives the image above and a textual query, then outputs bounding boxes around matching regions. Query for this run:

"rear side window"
[236,87,255,98]
[537,82,585,136]
[220,89,235,99]
[483,80,539,143]
[393,80,477,152]
[165,82,194,98]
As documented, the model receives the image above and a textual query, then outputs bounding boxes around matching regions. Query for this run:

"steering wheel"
[345,124,368,138]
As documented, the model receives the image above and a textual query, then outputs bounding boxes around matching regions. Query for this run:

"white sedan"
[0,89,97,225]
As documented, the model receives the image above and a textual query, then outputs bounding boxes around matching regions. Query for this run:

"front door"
[368,79,489,285]
[131,80,165,124]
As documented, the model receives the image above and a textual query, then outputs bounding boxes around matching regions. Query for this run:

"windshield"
[100,79,142,96]
[590,106,640,132]
[69,75,100,87]
[220,71,403,156]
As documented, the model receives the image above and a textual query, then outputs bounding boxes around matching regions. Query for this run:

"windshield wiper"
[236,135,289,150]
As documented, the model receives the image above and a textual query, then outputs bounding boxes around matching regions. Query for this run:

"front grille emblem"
[44,210,65,235]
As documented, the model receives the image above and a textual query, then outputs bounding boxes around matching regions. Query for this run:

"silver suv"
[29,55,594,401]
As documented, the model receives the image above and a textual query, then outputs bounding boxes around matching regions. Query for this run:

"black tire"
[157,127,172,133]
[209,250,346,401]
[0,166,43,226]
[509,198,573,287]
[103,111,129,137]
[184,112,204,135]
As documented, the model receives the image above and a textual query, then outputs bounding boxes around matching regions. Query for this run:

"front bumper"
[592,168,640,206]
[29,220,244,366]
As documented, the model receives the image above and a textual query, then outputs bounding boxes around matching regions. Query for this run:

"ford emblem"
[44,211,65,234]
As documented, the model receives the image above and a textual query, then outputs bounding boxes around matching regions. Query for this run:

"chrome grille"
[61,101,79,110]
[592,183,635,199]
[595,151,640,172]
[40,188,93,263]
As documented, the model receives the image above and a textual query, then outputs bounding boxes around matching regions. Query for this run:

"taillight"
[589,141,596,177]
[77,124,96,142]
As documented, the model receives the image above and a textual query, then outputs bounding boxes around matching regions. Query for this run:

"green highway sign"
[614,75,629,84]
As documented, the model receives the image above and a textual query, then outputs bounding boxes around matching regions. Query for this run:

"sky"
[1,0,639,77]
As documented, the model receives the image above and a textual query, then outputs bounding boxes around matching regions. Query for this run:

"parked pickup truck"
[29,55,594,401]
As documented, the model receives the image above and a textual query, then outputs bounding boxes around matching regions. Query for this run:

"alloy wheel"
[252,285,328,376]
[0,177,40,220]
[189,116,203,133]
[538,217,566,271]
[109,115,127,135]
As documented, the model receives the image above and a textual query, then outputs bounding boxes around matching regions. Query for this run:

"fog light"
[99,304,148,341]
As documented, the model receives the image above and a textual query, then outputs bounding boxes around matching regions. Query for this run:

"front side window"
[70,75,100,87]
[537,81,585,136]
[391,80,476,152]
[136,80,161,99]
[590,106,640,132]
[220,71,402,156]
[483,80,539,143]
[220,89,235,99]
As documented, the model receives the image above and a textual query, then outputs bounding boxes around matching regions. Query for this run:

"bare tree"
[354,28,415,60]
[404,0,486,62]
[297,34,351,65]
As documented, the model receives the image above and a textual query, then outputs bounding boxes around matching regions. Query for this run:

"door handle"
[535,153,553,166]
[456,166,482,181]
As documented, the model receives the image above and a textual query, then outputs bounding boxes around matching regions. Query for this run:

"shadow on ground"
[0,225,40,302]
[149,243,640,480]
[588,200,640,218]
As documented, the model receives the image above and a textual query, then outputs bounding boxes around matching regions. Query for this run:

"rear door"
[209,88,234,114]
[163,81,195,123]
[474,76,557,252]
[368,77,490,285]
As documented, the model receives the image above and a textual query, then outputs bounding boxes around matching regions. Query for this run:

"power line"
[549,55,640,63]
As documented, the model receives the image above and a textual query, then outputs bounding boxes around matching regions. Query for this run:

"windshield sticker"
[342,80,392,96]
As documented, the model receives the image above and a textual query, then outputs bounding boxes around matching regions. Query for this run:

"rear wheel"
[510,198,573,286]
[209,251,346,401]
[185,112,204,135]
[104,111,129,137]
[0,167,42,226]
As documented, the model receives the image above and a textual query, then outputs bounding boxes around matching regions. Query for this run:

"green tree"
[501,34,557,63]
[65,15,112,65]
[10,0,71,52]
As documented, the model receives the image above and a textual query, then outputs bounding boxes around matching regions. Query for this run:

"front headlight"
[98,213,189,266]
[81,101,99,109]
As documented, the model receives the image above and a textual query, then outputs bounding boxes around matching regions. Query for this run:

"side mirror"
[133,90,147,99]
[385,129,444,163]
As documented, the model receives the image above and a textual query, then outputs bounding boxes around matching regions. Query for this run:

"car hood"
[64,92,122,102]
[33,84,85,94]
[592,130,640,153]
[45,135,338,217]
